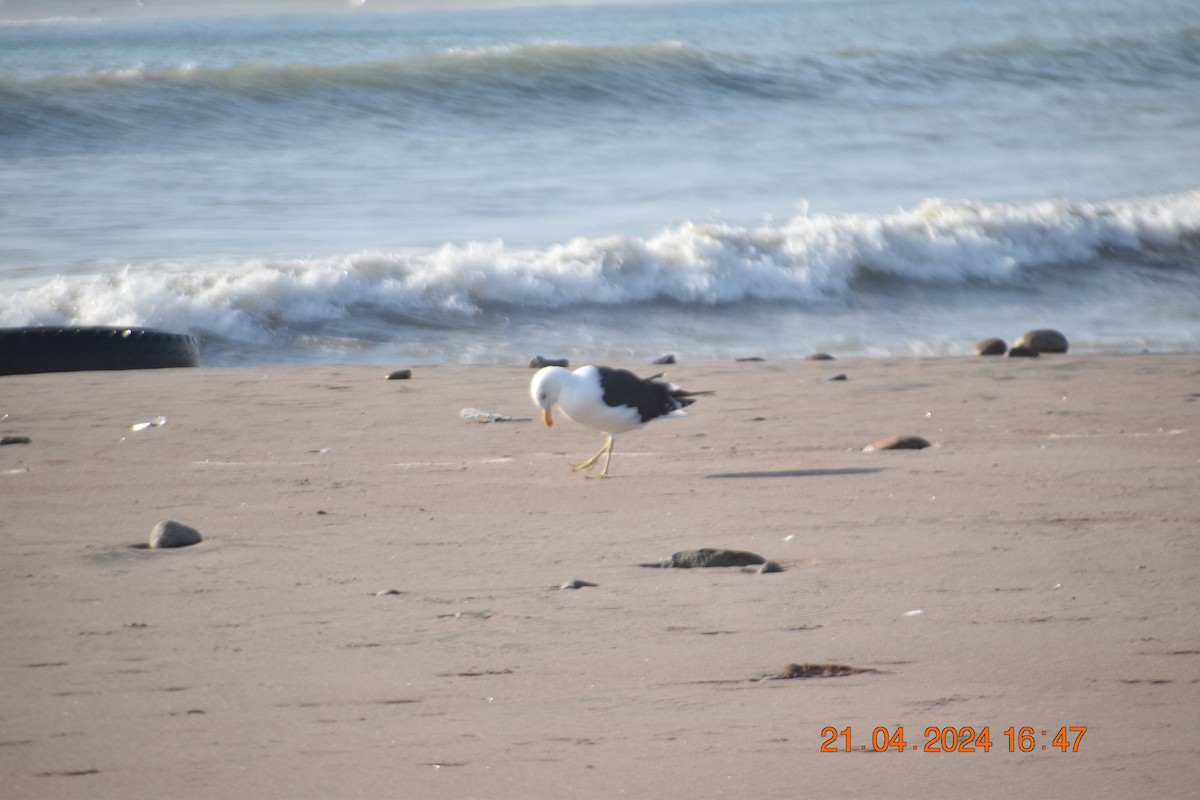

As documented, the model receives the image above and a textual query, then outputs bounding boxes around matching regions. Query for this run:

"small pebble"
[820,373,847,382]
[806,352,835,360]
[741,560,784,574]
[385,369,412,380]
[652,354,676,364]
[864,435,931,452]
[735,356,766,362]
[375,589,402,596]
[0,435,32,446]
[530,356,569,368]
[148,520,202,549]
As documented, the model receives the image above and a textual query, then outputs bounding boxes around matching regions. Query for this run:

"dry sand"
[2,354,1198,798]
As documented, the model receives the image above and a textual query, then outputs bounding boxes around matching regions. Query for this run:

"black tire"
[0,327,199,376]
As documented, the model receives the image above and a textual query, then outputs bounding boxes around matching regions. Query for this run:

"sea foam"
[5,191,1197,359]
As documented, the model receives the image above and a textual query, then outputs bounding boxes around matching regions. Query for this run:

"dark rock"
[806,352,835,360]
[1006,345,1040,358]
[385,369,412,380]
[667,548,767,568]
[864,435,931,452]
[530,356,569,368]
[0,435,32,445]
[772,663,876,679]
[148,520,202,549]
[1014,329,1069,353]
[820,373,847,382]
[735,356,766,362]
[652,354,676,365]
[973,338,1007,356]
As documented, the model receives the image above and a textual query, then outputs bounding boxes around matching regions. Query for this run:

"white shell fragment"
[560,579,598,590]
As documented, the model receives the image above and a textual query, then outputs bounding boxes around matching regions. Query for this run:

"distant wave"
[832,26,1200,93]
[0,17,104,26]
[6,191,1198,351]
[4,27,1198,156]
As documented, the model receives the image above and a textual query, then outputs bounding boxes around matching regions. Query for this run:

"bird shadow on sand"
[706,467,884,480]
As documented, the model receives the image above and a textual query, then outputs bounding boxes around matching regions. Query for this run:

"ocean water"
[3,0,1199,366]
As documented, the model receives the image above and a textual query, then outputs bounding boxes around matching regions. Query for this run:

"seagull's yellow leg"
[571,434,613,475]
[597,435,616,478]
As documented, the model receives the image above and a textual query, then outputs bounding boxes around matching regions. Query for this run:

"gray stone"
[149,520,202,549]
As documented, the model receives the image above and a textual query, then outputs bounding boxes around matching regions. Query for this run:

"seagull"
[530,364,711,477]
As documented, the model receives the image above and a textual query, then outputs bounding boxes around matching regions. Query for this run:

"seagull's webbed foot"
[571,435,614,477]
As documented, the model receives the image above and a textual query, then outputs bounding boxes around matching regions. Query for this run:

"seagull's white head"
[530,366,566,428]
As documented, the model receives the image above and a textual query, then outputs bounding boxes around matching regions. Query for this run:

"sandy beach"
[2,353,1198,798]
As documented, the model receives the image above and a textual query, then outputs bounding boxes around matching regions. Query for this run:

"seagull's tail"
[645,372,713,413]
[668,387,714,410]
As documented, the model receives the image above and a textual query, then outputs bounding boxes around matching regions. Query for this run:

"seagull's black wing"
[595,366,711,424]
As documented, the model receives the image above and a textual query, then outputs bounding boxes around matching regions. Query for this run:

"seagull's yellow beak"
[541,408,553,428]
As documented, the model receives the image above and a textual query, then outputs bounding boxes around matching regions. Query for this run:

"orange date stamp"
[820,725,1087,753]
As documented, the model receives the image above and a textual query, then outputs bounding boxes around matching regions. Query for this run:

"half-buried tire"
[0,327,199,376]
